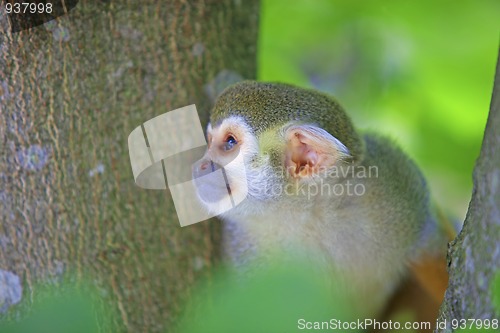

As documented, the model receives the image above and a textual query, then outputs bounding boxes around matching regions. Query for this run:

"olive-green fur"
[360,132,435,251]
[211,81,364,162]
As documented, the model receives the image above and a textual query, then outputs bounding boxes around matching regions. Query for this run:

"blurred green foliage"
[177,260,359,333]
[178,266,500,333]
[2,267,499,332]
[0,278,117,333]
[259,0,499,219]
[175,266,500,332]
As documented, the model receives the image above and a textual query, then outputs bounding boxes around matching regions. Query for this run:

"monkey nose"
[200,161,211,171]
[192,159,218,178]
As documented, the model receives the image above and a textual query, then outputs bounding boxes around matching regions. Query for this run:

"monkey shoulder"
[359,132,429,206]
[345,132,434,249]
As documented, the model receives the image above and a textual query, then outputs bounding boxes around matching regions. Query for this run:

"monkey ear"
[284,124,349,178]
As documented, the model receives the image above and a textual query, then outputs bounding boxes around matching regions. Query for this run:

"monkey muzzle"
[191,152,248,215]
[192,158,232,205]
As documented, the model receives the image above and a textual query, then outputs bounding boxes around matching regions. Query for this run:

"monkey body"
[193,81,445,317]
[221,132,437,316]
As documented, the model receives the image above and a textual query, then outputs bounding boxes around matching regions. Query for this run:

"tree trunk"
[437,49,500,331]
[0,1,259,332]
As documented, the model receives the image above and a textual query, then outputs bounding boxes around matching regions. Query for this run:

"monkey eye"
[222,135,238,151]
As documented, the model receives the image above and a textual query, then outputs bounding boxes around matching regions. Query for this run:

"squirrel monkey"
[192,81,451,321]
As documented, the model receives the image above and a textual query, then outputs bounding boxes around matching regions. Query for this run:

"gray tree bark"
[437,49,500,331]
[0,1,259,332]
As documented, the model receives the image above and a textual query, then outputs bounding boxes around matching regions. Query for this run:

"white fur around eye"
[208,116,282,204]
[210,116,259,158]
